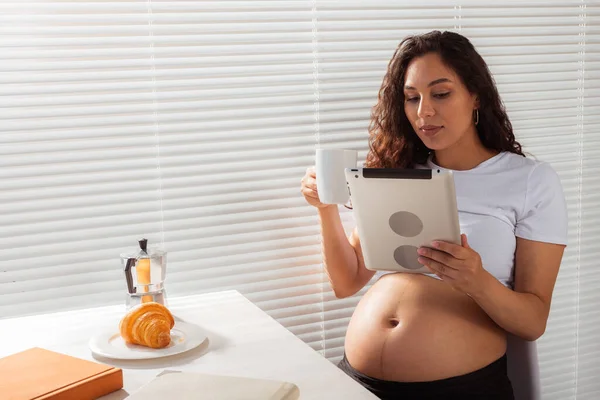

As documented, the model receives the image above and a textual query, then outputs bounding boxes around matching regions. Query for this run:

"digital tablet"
[345,168,461,273]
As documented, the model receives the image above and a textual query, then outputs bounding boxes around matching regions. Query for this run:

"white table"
[0,290,378,399]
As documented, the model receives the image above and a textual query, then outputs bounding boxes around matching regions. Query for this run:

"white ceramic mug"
[315,148,358,205]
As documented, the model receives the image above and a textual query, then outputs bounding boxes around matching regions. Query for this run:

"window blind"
[0,0,328,355]
[143,1,326,352]
[0,1,167,314]
[1,1,599,398]
[578,4,600,399]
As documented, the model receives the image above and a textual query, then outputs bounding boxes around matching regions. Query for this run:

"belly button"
[388,318,400,328]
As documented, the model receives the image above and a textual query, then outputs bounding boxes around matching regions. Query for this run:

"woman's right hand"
[300,166,334,209]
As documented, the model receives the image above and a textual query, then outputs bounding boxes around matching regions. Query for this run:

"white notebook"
[126,370,300,400]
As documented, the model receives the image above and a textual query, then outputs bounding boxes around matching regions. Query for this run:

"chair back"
[506,334,542,400]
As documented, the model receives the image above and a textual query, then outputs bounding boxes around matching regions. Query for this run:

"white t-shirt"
[376,151,568,289]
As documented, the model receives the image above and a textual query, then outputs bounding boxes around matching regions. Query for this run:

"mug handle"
[343,197,353,210]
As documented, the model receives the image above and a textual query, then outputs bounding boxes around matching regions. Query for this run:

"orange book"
[0,347,123,400]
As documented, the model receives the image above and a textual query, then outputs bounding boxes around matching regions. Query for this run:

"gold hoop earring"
[474,109,479,126]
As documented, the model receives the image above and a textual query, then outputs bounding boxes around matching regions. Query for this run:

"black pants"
[338,353,515,400]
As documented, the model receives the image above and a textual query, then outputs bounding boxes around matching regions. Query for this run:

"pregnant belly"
[344,273,507,382]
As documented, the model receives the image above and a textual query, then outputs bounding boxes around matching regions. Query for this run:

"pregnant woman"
[300,31,567,400]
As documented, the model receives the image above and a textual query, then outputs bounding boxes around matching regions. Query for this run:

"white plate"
[89,320,207,360]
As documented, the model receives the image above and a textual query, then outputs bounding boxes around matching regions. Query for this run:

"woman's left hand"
[417,234,488,296]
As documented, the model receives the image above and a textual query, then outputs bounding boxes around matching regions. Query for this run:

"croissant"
[119,302,175,349]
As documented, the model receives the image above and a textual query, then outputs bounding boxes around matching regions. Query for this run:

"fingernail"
[417,257,425,264]
[432,241,440,248]
[417,248,425,255]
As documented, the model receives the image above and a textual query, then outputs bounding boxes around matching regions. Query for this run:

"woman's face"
[403,52,478,151]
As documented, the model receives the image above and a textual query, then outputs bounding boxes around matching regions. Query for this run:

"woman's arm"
[469,237,565,341]
[301,166,375,298]
[319,207,375,298]
[417,235,565,341]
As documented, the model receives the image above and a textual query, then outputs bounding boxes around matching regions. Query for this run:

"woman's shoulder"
[494,151,537,169]
[491,153,564,210]
[492,152,560,180]
[498,152,561,184]
[507,154,568,245]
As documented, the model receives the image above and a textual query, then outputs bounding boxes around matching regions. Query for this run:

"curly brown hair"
[365,30,524,168]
